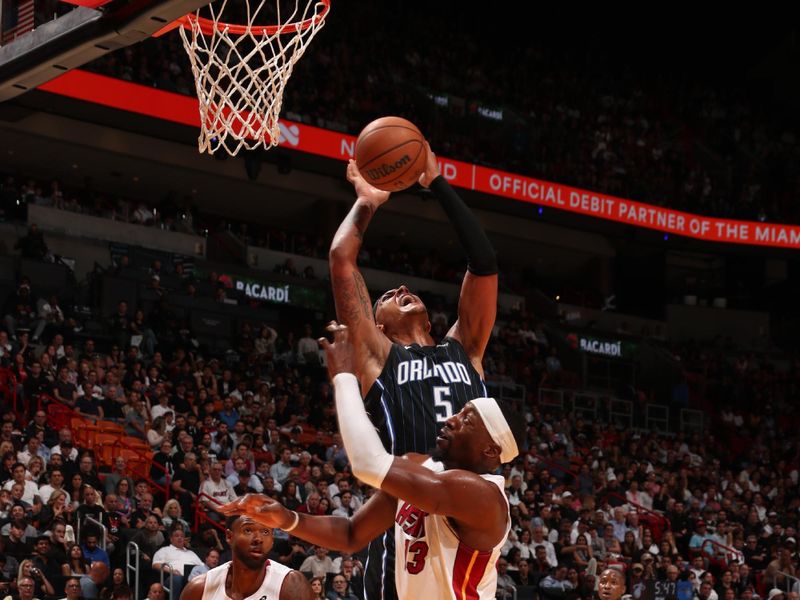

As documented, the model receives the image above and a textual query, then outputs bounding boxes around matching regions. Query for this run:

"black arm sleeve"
[429,175,498,275]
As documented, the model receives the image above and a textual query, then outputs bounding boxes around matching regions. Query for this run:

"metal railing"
[160,562,175,600]
[486,381,526,403]
[764,570,800,594]
[80,516,108,550]
[538,387,564,410]
[537,384,710,435]
[645,404,669,433]
[609,398,633,430]
[573,391,599,421]
[126,542,140,600]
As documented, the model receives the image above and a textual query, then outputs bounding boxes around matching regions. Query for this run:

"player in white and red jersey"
[391,456,508,600]
[179,514,312,600]
[221,323,527,600]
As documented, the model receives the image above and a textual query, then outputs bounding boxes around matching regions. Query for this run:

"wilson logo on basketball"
[365,154,411,181]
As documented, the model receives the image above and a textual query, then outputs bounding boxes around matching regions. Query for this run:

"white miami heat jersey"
[200,560,291,600]
[393,458,510,600]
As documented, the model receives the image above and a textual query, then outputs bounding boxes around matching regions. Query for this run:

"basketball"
[355,116,428,192]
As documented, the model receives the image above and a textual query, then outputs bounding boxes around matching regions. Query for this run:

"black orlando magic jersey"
[363,337,487,455]
[362,337,487,600]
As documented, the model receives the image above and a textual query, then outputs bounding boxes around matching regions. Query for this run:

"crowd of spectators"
[81,3,800,225]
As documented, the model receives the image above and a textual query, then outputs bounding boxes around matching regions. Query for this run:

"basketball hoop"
[161,0,330,156]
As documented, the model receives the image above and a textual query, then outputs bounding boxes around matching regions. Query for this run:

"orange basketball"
[355,116,428,192]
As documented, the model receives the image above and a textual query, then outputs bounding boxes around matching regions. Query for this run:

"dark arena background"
[0,2,798,599]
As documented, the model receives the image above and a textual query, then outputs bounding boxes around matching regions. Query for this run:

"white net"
[179,0,329,156]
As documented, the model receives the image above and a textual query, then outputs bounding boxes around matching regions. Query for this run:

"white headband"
[470,397,519,464]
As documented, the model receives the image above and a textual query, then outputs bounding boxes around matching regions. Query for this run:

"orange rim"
[174,0,329,37]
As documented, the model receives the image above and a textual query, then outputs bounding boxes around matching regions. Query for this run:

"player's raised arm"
[219,491,397,555]
[329,160,393,388]
[419,143,498,376]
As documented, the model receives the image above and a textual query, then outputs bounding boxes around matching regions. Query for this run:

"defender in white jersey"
[221,324,526,600]
[180,514,312,600]
[392,457,509,599]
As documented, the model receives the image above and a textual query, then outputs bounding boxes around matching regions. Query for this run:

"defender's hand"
[218,494,270,516]
[219,494,295,530]
[318,321,356,379]
[347,160,390,208]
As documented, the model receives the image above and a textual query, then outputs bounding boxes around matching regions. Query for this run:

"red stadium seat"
[94,433,124,465]
[96,422,125,435]
[76,424,101,448]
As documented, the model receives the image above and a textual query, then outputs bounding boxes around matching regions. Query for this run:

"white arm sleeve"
[333,373,394,488]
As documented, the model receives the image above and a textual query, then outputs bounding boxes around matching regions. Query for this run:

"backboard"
[0,0,210,101]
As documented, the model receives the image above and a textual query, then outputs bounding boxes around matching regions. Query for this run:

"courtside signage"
[567,333,636,359]
[217,273,327,311]
[39,70,800,250]
[578,337,623,358]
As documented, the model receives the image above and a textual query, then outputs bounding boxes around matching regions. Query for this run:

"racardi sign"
[579,337,623,358]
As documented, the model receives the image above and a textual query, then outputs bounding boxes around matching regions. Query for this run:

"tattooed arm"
[329,161,393,391]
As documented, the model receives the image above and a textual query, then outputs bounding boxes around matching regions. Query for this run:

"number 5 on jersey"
[433,386,453,423]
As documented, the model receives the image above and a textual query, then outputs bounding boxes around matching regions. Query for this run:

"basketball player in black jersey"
[330,142,498,600]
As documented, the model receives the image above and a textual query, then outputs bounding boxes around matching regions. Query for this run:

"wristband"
[284,510,300,532]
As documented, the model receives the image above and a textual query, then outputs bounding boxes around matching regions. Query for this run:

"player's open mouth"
[399,294,415,306]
